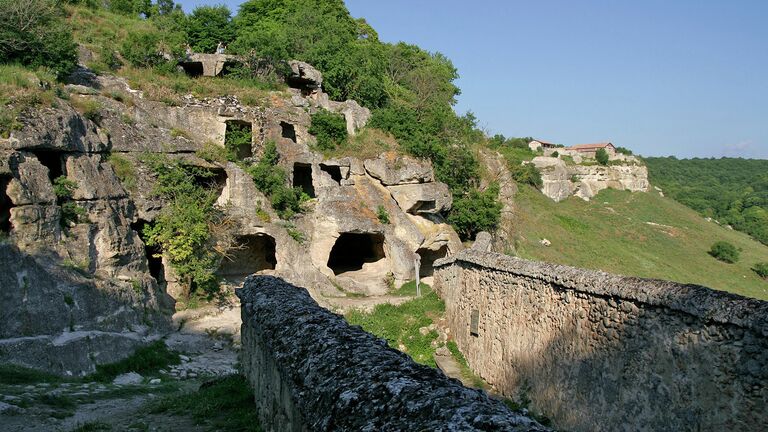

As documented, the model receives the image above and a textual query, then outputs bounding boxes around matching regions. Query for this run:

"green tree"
[595,148,609,165]
[0,0,77,79]
[187,5,235,54]
[245,141,305,219]
[708,241,740,264]
[447,184,502,241]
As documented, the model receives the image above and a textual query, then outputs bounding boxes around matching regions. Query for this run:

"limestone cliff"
[0,64,461,373]
[530,156,649,202]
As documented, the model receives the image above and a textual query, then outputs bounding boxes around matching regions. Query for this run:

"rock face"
[434,249,768,432]
[237,275,548,432]
[530,156,649,202]
[0,59,461,374]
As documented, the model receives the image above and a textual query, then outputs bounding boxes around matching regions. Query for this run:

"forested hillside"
[645,157,768,245]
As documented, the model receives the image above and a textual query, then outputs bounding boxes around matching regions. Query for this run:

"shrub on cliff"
[708,241,740,263]
[309,109,348,150]
[510,163,543,189]
[142,155,233,296]
[0,0,77,79]
[447,184,502,241]
[245,141,306,219]
[595,148,609,166]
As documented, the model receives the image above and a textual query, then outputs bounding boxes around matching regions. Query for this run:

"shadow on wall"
[446,262,768,431]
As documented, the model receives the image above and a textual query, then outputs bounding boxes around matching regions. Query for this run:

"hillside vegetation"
[645,157,768,246]
[511,187,768,300]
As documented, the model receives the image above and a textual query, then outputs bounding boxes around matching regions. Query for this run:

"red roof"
[568,142,614,151]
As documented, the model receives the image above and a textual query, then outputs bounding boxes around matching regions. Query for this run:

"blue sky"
[176,0,768,158]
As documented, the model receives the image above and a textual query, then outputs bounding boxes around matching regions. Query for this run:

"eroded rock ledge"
[237,275,547,432]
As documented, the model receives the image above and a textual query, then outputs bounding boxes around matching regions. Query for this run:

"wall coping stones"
[236,275,547,431]
[434,249,768,335]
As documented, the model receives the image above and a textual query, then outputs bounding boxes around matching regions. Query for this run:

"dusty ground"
[0,303,241,432]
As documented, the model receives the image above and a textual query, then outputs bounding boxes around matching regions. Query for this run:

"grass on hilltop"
[511,186,768,300]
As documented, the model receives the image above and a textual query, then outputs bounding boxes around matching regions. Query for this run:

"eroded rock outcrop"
[530,156,649,202]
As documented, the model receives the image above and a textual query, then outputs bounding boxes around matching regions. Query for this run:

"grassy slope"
[512,186,768,300]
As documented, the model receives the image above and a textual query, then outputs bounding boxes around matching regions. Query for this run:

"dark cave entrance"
[225,120,253,160]
[280,121,297,143]
[0,176,12,234]
[320,163,342,184]
[217,234,277,279]
[327,232,386,275]
[131,219,165,284]
[179,61,204,77]
[416,245,448,277]
[30,150,65,182]
[292,163,315,198]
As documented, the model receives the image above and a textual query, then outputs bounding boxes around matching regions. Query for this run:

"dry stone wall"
[434,250,768,431]
[237,275,547,432]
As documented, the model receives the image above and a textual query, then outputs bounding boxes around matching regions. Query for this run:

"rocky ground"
[0,304,242,432]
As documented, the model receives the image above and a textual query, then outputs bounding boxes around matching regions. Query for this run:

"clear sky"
[176,0,768,159]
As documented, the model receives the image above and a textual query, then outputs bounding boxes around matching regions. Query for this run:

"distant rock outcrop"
[530,156,649,202]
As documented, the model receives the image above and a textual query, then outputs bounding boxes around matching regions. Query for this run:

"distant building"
[567,142,616,158]
[528,139,560,152]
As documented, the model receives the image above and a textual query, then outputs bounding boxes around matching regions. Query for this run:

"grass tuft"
[90,340,180,382]
[147,374,261,431]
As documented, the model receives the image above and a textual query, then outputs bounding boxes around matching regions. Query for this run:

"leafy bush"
[708,241,740,263]
[616,146,633,155]
[551,151,559,158]
[595,148,609,165]
[0,0,78,78]
[142,155,231,295]
[244,141,304,219]
[510,163,543,188]
[53,176,77,199]
[309,109,348,150]
[752,262,768,279]
[224,122,252,161]
[447,184,502,240]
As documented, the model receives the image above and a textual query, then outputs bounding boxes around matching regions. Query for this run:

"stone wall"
[237,275,547,431]
[434,249,768,431]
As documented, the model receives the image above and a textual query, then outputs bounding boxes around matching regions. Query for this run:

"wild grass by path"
[346,285,444,367]
[512,186,768,300]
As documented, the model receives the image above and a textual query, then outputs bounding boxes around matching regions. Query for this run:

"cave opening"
[280,121,297,143]
[131,219,165,283]
[416,245,448,277]
[411,200,437,214]
[225,120,253,160]
[217,234,277,279]
[292,163,315,198]
[320,163,342,184]
[327,232,386,275]
[30,150,65,182]
[0,176,12,234]
[179,61,204,77]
